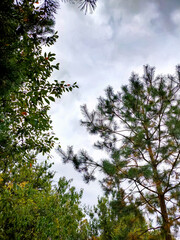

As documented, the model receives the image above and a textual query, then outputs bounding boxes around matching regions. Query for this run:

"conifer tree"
[59,66,180,240]
[88,189,162,240]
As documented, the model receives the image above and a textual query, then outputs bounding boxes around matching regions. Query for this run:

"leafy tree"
[0,44,78,188]
[0,0,107,239]
[0,0,78,185]
[0,0,59,95]
[0,160,89,239]
[0,1,83,238]
[0,0,96,96]
[0,0,96,95]
[59,66,180,240]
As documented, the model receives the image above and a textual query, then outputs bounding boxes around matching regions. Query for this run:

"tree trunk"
[158,194,172,240]
[145,136,173,240]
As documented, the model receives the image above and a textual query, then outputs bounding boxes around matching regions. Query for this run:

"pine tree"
[88,189,161,240]
[59,66,180,240]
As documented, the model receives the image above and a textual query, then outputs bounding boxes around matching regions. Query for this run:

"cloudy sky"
[45,0,180,206]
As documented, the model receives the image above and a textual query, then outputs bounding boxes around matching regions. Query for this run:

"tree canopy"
[87,188,162,240]
[0,162,90,239]
[0,1,85,239]
[0,0,78,181]
[1,0,179,239]
[0,0,60,95]
[59,66,180,240]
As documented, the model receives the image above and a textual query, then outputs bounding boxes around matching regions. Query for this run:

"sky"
[45,0,180,207]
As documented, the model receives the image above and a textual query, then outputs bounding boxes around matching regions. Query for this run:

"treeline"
[0,1,179,240]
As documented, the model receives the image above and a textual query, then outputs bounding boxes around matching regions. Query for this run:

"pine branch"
[164,150,180,194]
[134,182,161,215]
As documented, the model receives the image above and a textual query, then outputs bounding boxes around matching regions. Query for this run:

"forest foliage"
[0,0,179,240]
[0,1,84,239]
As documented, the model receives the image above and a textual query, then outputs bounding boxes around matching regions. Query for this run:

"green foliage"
[0,0,78,183]
[0,1,83,239]
[0,0,59,95]
[87,191,161,240]
[102,160,116,176]
[59,66,180,239]
[0,163,89,239]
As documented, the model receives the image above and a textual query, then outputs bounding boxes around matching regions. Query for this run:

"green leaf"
[48,96,55,102]
[44,98,50,104]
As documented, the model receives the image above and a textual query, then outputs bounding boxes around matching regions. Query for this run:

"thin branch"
[164,150,180,194]
[134,181,161,215]
[137,226,161,237]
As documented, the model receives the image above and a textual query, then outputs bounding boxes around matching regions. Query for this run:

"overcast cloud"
[45,0,180,206]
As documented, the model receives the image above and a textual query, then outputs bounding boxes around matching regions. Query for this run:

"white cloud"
[171,9,180,31]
